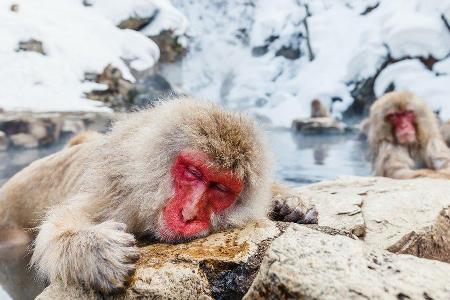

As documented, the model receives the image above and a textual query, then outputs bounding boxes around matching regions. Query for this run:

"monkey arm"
[424,138,450,170]
[268,183,318,224]
[31,194,139,293]
[374,142,423,179]
[375,142,450,179]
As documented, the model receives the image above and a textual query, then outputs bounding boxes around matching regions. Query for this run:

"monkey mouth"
[397,132,416,144]
[161,208,210,240]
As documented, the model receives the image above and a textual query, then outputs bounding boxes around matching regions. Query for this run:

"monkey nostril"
[181,207,196,223]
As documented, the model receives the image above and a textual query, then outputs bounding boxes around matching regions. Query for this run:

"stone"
[388,205,450,263]
[85,65,136,111]
[31,177,450,299]
[291,117,349,135]
[149,30,187,63]
[298,176,450,257]
[133,74,176,108]
[37,221,283,300]
[9,133,38,149]
[0,131,7,151]
[244,225,450,299]
[17,39,45,55]
[10,4,19,12]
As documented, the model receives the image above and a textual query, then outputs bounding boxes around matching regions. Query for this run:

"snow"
[85,0,188,36]
[168,0,450,127]
[434,57,450,75]
[1,0,450,125]
[0,0,185,112]
[375,59,450,117]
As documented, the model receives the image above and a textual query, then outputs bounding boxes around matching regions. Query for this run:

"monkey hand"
[80,221,141,293]
[435,168,450,179]
[33,220,140,294]
[269,192,319,224]
[413,169,450,179]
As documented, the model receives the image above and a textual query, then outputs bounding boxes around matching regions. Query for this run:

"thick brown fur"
[311,99,330,118]
[368,91,450,179]
[66,131,103,147]
[440,120,450,148]
[0,97,317,293]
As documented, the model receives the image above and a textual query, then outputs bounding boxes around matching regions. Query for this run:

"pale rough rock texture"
[388,205,450,263]
[244,225,450,300]
[298,176,450,251]
[35,177,450,299]
[37,221,282,300]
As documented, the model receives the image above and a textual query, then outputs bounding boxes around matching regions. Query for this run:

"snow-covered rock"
[0,0,186,113]
[84,0,187,36]
[374,59,450,117]
[166,0,450,127]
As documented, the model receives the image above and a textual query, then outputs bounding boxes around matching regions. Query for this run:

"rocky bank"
[36,177,450,299]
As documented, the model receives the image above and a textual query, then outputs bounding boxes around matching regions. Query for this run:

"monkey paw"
[83,221,140,293]
[270,198,319,224]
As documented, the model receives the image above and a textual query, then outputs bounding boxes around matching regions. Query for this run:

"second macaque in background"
[367,91,450,179]
[310,99,330,118]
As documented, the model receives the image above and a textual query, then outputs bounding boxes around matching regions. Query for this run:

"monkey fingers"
[270,199,319,224]
[88,221,141,293]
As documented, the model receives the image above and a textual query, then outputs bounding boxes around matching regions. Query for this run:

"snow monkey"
[310,99,330,118]
[368,91,450,179]
[440,120,450,148]
[0,97,318,293]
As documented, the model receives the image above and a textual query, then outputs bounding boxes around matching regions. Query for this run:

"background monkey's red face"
[387,110,416,144]
[161,150,243,240]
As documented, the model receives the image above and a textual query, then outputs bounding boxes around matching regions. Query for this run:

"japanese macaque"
[440,120,450,147]
[368,91,450,179]
[310,99,330,118]
[0,98,317,293]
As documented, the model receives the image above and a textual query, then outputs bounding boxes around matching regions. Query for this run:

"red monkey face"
[386,110,416,144]
[161,150,243,241]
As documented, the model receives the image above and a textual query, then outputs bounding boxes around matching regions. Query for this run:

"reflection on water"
[0,245,46,300]
[0,136,70,187]
[0,129,371,299]
[269,129,371,185]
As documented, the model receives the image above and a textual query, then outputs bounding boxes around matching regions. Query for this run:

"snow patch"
[0,0,168,112]
[375,59,450,116]
[169,0,450,127]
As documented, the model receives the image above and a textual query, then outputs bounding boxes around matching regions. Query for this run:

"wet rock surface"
[292,117,351,135]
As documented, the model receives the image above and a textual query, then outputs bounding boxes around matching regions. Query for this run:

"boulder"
[17,39,45,55]
[149,30,187,63]
[244,225,450,299]
[0,111,113,150]
[36,221,450,300]
[9,133,38,149]
[37,221,284,300]
[0,131,7,151]
[85,65,136,111]
[298,176,450,259]
[32,177,450,299]
[292,117,350,135]
[387,205,450,263]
